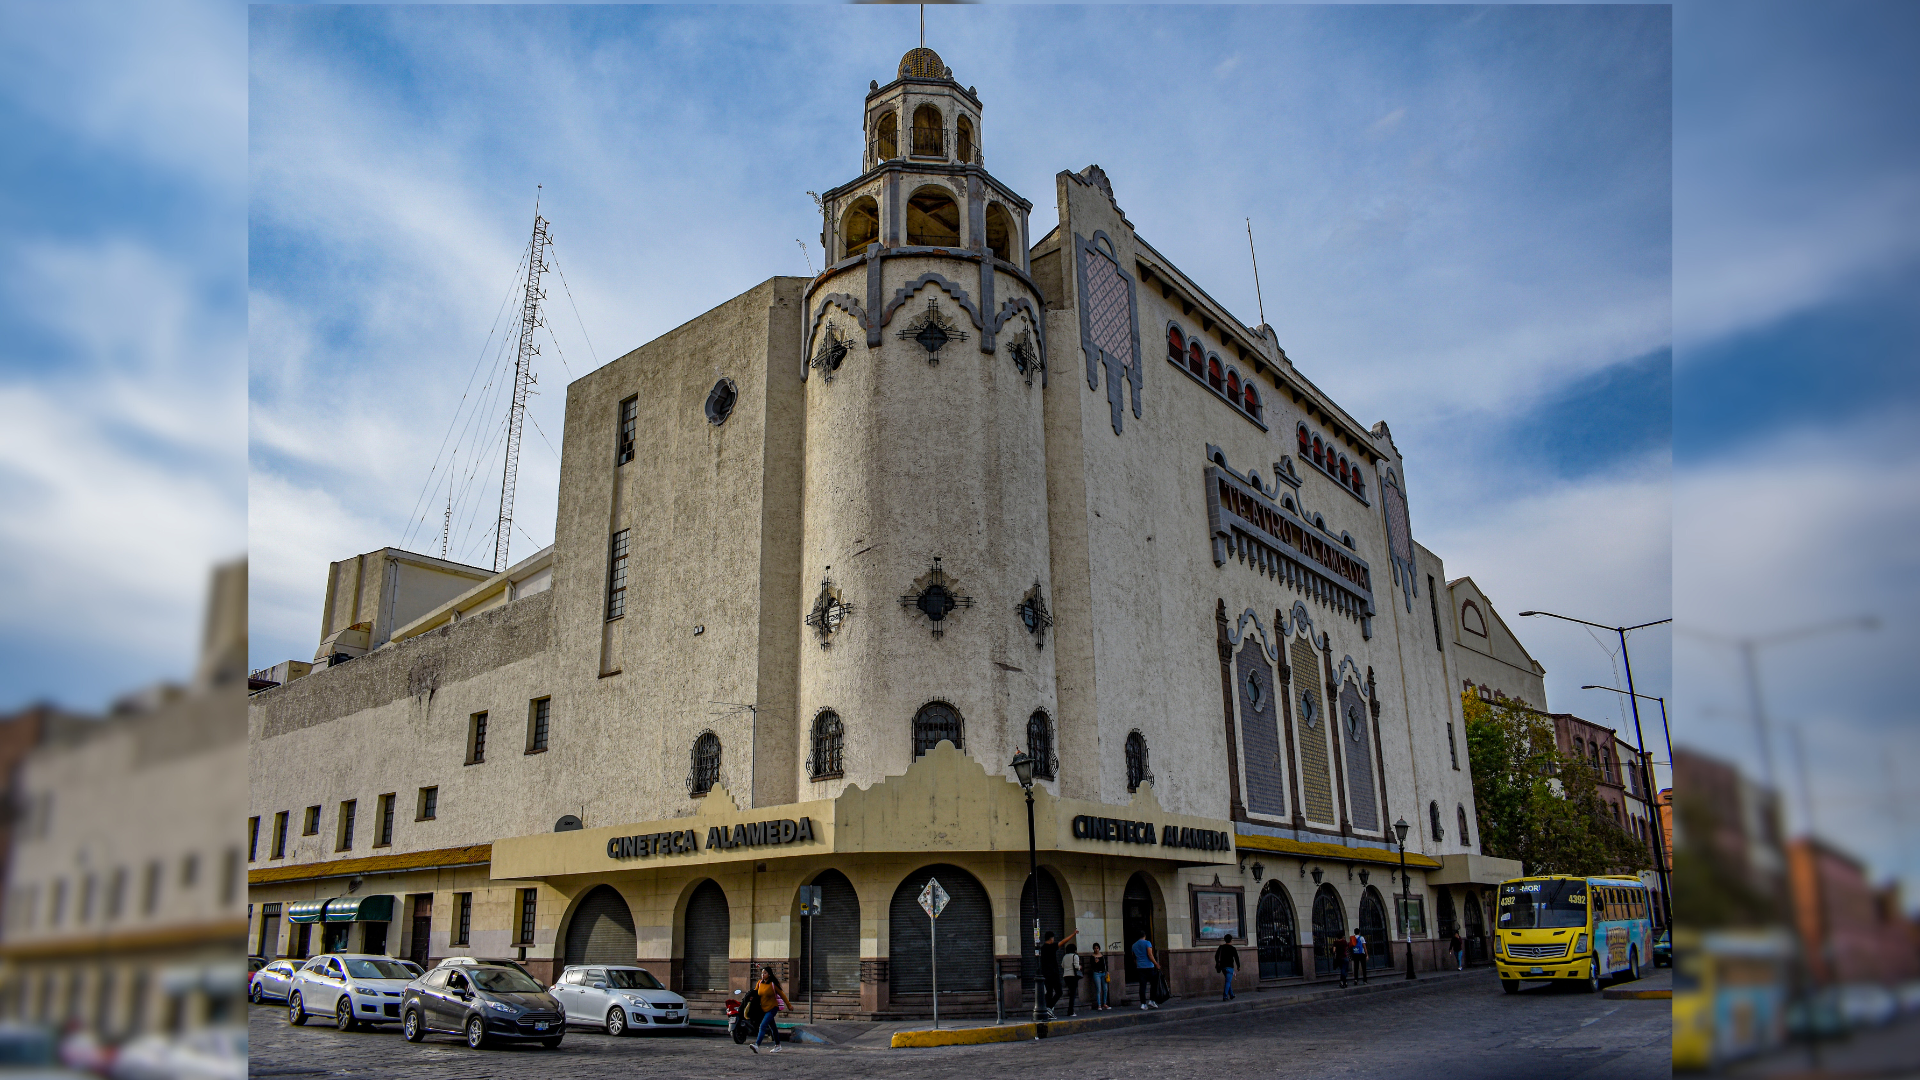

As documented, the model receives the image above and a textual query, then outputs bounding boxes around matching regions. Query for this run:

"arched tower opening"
[956,115,976,164]
[906,185,960,247]
[910,104,944,158]
[841,196,879,260]
[984,202,1013,262]
[872,111,898,162]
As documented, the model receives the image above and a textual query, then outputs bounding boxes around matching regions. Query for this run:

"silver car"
[549,966,687,1035]
[286,954,423,1030]
[249,960,300,1004]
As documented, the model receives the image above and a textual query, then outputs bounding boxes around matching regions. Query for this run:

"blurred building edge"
[1788,837,1920,986]
[1671,745,1788,929]
[0,559,248,1040]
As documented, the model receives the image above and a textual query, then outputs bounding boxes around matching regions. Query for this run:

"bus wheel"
[1583,964,1601,993]
[1626,948,1639,983]
[1501,979,1519,995]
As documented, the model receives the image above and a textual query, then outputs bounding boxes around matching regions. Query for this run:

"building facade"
[247,48,1516,1018]
[1446,577,1547,709]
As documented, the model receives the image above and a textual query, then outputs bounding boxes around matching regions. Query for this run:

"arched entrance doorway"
[1018,869,1065,989]
[1255,882,1298,980]
[1464,891,1487,963]
[1311,884,1346,976]
[796,870,860,998]
[1359,887,1392,970]
[682,880,730,991]
[1121,873,1161,992]
[889,865,993,998]
[563,885,636,969]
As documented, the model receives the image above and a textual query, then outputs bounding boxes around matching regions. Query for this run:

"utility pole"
[495,193,549,573]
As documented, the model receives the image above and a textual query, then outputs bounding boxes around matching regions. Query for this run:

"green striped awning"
[286,895,397,924]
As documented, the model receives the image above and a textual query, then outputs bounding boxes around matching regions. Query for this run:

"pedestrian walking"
[1352,932,1369,983]
[1336,932,1349,988]
[747,967,786,1053]
[1214,935,1240,1000]
[1450,929,1465,971]
[1131,933,1159,1010]
[1090,943,1110,1010]
[1037,929,1078,1019]
[1061,945,1082,1016]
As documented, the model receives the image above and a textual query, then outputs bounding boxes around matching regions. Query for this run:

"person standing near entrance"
[1351,932,1369,983]
[1450,929,1464,970]
[1214,935,1240,1000]
[1038,929,1078,1020]
[1336,931,1350,988]
[1061,944,1082,1016]
[1131,933,1159,1009]
[1089,943,1110,1010]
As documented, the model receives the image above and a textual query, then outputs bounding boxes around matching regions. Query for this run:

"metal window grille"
[377,793,395,846]
[809,711,844,779]
[469,713,488,764]
[272,812,288,858]
[529,698,550,752]
[616,397,637,465]
[302,806,320,835]
[519,888,538,944]
[1429,801,1443,842]
[1447,723,1459,770]
[419,786,438,820]
[337,800,356,852]
[456,893,472,946]
[248,817,259,862]
[606,530,630,620]
[1027,711,1057,780]
[1125,731,1152,791]
[912,702,963,757]
[690,732,722,794]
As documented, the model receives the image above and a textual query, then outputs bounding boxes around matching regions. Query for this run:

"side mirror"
[592,982,608,990]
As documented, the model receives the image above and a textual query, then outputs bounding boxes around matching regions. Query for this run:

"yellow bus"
[1494,875,1653,993]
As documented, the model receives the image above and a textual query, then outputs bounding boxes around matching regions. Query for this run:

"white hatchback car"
[550,966,687,1035]
[286,954,424,1030]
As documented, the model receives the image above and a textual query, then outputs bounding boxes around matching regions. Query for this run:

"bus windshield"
[1498,879,1589,930]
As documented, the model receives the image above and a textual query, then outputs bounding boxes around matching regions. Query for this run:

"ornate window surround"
[1167,320,1267,429]
[1295,423,1370,505]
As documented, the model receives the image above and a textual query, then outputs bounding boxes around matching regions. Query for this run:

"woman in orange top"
[749,967,786,1053]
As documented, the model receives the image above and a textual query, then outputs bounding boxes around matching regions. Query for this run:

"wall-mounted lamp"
[1358,868,1370,886]
[1251,861,1265,883]
[1310,866,1323,885]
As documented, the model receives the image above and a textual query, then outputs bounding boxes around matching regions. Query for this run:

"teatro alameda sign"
[490,742,1234,881]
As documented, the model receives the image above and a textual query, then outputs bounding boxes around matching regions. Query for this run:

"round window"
[705,379,738,425]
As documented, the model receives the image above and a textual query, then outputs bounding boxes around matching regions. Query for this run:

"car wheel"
[336,997,358,1031]
[605,1006,626,1037]
[465,1015,488,1050]
[1501,979,1519,995]
[542,1035,564,1049]
[403,1009,425,1043]
[290,992,311,1025]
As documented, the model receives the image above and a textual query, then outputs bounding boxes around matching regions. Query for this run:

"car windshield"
[345,959,421,980]
[470,967,546,994]
[1498,879,1589,929]
[606,969,663,990]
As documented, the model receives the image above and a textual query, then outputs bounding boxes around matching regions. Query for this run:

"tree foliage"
[1464,692,1653,877]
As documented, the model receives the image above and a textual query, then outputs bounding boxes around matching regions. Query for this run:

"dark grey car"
[400,963,565,1050]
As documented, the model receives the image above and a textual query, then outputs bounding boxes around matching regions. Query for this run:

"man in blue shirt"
[1131,933,1159,1010]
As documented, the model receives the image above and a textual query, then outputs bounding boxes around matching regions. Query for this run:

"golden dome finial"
[899,47,948,81]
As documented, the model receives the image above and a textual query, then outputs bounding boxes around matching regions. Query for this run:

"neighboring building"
[0,562,248,1037]
[1788,838,1920,986]
[248,46,1515,1019]
[1671,748,1787,906]
[1446,577,1548,709]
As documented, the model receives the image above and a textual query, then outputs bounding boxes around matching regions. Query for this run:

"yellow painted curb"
[891,1023,1037,1047]
[1602,989,1671,1000]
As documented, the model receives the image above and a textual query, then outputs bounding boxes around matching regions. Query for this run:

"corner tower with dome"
[246,43,1526,1023]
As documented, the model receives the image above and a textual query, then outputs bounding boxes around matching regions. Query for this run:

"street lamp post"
[1581,683,1675,928]
[1010,751,1041,1024]
[1393,817,1415,981]
[1519,610,1672,925]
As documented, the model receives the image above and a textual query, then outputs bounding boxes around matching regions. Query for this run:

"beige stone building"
[248,48,1517,1018]
[1446,576,1548,709]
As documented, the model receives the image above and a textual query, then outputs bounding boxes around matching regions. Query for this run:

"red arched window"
[1312,436,1324,467]
[1298,425,1312,456]
[1167,326,1184,363]
[1207,356,1223,391]
[1188,342,1204,376]
[1338,457,1350,484]
[1352,466,1365,497]
[1226,370,1241,400]
[1244,382,1261,418]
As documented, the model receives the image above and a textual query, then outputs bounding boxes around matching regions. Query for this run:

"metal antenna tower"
[494,194,550,573]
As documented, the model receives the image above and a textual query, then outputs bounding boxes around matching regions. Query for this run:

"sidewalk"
[780,966,1489,1049]
[1603,967,1672,1000]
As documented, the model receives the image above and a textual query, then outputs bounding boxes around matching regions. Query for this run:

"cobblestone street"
[249,972,1672,1080]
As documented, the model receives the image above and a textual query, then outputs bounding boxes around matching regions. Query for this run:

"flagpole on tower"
[920,3,925,48]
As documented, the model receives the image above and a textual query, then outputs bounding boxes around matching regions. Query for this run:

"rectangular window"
[417,786,439,821]
[106,868,126,921]
[303,805,321,835]
[221,848,241,906]
[142,862,161,916]
[50,879,67,927]
[1397,895,1427,937]
[455,892,473,946]
[376,793,396,847]
[616,396,638,466]
[527,697,551,753]
[467,713,489,764]
[248,816,260,862]
[1428,575,1444,651]
[606,530,630,620]
[1447,723,1460,770]
[336,799,356,852]
[272,811,289,859]
[518,887,538,944]
[259,903,281,957]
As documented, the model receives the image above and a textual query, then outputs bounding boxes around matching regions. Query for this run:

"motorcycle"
[725,990,749,1044]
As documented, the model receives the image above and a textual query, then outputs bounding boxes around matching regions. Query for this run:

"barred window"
[1125,731,1151,792]
[1457,805,1472,849]
[1447,722,1459,770]
[467,712,488,765]
[1027,711,1055,780]
[616,396,638,465]
[376,793,395,847]
[690,732,722,795]
[606,530,630,620]
[302,805,320,835]
[248,816,259,862]
[518,888,538,945]
[527,697,551,753]
[417,786,438,821]
[912,702,963,757]
[1429,800,1444,842]
[271,812,289,859]
[336,799,356,852]
[455,892,472,946]
[809,711,844,780]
